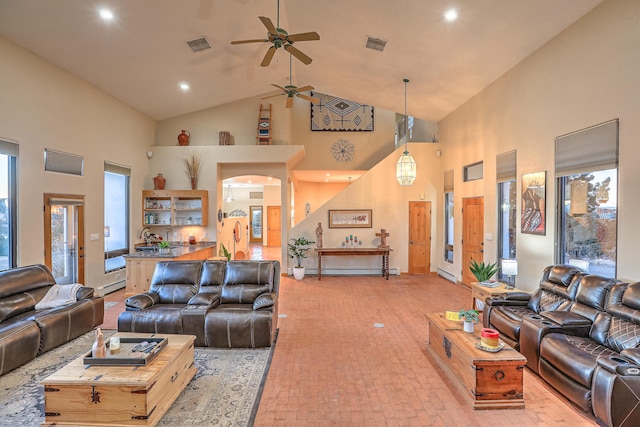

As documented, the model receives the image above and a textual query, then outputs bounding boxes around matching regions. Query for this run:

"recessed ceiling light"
[444,9,458,22]
[179,82,190,91]
[324,179,329,182]
[325,173,331,177]
[99,8,114,21]
[267,177,273,181]
[247,180,252,184]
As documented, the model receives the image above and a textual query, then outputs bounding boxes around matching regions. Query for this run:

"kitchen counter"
[124,243,216,296]
[124,242,216,259]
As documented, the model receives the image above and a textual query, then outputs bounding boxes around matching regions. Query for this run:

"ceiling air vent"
[186,37,211,53]
[364,36,387,52]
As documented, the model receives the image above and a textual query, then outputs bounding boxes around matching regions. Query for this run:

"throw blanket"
[35,283,82,310]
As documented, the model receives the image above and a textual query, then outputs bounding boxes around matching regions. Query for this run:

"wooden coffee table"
[40,333,196,426]
[425,312,527,410]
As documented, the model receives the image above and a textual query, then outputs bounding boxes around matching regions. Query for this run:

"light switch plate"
[485,233,493,241]
[90,233,99,241]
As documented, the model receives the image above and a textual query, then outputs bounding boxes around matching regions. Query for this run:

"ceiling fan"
[262,56,319,108]
[230,0,320,67]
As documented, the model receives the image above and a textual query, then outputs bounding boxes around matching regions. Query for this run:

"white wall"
[0,36,155,289]
[436,0,640,290]
[290,143,442,273]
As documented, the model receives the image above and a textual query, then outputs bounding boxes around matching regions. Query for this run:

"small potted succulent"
[158,240,171,254]
[288,237,315,280]
[459,309,480,333]
[469,260,499,282]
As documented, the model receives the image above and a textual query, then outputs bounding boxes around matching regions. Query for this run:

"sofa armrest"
[125,292,160,310]
[76,286,95,300]
[485,292,531,307]
[540,311,592,327]
[597,353,640,375]
[621,348,640,365]
[253,292,276,310]
[188,292,220,307]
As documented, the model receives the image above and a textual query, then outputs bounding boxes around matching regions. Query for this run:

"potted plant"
[469,259,499,282]
[288,237,315,280]
[459,309,479,333]
[219,243,231,261]
[158,240,171,254]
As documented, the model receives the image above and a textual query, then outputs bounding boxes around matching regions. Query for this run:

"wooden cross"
[376,228,390,248]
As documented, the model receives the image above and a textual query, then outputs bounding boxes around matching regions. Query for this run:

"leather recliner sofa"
[484,265,640,427]
[118,260,279,348]
[0,264,105,375]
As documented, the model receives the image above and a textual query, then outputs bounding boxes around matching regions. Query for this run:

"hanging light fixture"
[224,185,235,202]
[396,78,416,186]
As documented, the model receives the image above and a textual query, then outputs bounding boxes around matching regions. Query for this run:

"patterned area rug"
[0,330,275,426]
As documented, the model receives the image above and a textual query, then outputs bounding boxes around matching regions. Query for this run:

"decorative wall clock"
[331,139,354,163]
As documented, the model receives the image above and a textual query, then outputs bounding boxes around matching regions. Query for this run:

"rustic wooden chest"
[40,333,196,426]
[426,312,527,410]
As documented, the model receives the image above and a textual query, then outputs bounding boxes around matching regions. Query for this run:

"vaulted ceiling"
[0,0,602,121]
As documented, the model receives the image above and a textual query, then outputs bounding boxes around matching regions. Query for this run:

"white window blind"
[555,120,618,177]
[496,150,517,183]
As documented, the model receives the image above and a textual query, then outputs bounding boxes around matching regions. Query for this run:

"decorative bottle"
[177,130,190,146]
[91,328,107,358]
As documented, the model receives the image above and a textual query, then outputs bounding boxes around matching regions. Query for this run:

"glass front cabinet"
[142,190,209,227]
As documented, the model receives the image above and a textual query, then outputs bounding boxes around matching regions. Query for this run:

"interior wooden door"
[408,201,431,274]
[266,206,281,247]
[462,197,484,287]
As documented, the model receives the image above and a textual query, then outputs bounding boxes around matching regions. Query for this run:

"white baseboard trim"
[96,279,126,297]
[437,268,457,283]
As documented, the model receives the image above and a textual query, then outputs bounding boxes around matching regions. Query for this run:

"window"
[555,120,618,277]
[464,161,483,182]
[104,163,130,273]
[444,170,454,263]
[496,150,517,279]
[0,141,17,271]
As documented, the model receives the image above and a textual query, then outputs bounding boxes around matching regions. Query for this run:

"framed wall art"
[521,171,546,235]
[328,209,372,228]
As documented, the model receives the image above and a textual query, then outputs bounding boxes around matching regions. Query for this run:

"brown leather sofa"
[0,264,105,375]
[118,260,279,348]
[484,265,640,427]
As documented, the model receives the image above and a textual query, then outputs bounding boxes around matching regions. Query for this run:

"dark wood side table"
[314,247,392,280]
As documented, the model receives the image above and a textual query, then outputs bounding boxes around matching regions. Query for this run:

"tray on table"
[83,336,167,366]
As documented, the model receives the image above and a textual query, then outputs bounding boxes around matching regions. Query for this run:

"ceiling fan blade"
[262,93,284,100]
[286,96,294,108]
[284,44,312,65]
[270,84,287,92]
[295,85,314,93]
[297,94,320,104]
[261,46,277,67]
[259,16,278,35]
[231,39,268,45]
[287,32,320,42]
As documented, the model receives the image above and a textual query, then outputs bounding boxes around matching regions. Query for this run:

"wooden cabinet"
[143,190,208,227]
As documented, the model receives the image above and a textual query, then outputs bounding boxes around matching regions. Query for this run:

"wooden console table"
[314,247,392,280]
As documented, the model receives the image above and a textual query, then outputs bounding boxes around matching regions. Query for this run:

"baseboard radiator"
[437,268,457,283]
[287,267,400,276]
[96,279,126,297]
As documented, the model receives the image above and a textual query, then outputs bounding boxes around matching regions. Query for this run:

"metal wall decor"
[331,139,354,162]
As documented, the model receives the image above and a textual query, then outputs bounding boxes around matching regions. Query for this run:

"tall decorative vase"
[177,130,190,146]
[190,177,197,190]
[91,328,107,358]
[153,173,166,190]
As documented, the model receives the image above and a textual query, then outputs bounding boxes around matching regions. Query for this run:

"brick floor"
[254,273,597,427]
[99,246,598,426]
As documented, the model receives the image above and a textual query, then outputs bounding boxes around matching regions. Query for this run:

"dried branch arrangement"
[183,152,203,189]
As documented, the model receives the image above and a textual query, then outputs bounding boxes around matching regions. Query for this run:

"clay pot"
[153,174,166,190]
[177,130,190,146]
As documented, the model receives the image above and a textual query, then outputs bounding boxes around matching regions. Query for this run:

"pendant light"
[224,185,235,202]
[396,78,416,186]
